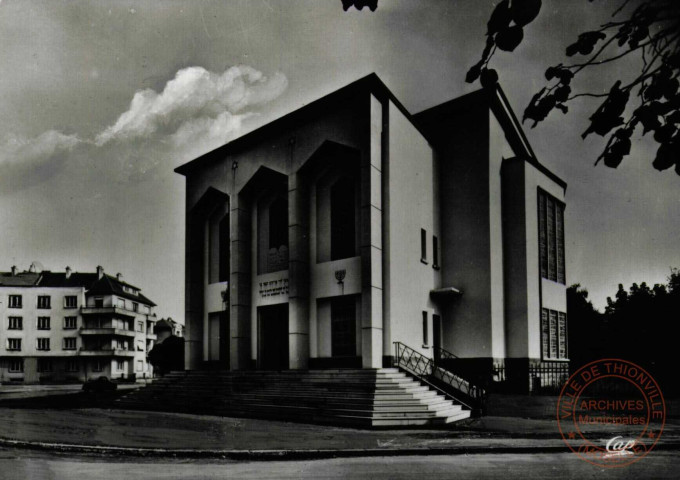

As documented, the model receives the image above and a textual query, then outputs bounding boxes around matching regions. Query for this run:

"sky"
[0,0,678,319]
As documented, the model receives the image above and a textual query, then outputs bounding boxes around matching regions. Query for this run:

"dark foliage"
[568,269,680,396]
[467,0,680,174]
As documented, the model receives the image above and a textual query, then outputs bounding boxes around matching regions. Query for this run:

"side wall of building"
[385,101,440,359]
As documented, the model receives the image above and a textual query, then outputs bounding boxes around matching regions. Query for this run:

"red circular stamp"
[557,358,666,468]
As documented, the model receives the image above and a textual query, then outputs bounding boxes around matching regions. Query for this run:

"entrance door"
[258,304,289,370]
[433,314,442,365]
[208,311,229,368]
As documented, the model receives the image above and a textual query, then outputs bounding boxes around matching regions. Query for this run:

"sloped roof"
[0,270,156,306]
[174,73,426,176]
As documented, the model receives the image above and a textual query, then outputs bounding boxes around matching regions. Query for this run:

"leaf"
[510,0,542,27]
[554,85,571,102]
[582,81,630,138]
[652,141,678,171]
[487,0,511,36]
[495,25,524,52]
[480,68,499,89]
[465,62,483,83]
[555,103,568,113]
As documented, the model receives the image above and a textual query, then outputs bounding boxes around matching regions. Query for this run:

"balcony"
[146,333,157,340]
[80,306,137,318]
[80,327,136,338]
[78,348,135,357]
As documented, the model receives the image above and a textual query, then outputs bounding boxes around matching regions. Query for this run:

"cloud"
[0,65,287,189]
[95,65,287,145]
[0,130,81,188]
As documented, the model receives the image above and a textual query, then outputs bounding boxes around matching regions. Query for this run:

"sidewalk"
[0,406,678,459]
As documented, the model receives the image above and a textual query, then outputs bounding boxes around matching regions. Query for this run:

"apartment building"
[0,264,157,383]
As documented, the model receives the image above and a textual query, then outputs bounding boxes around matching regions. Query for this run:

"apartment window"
[8,359,23,373]
[7,338,21,351]
[64,296,77,309]
[37,317,50,330]
[8,295,22,308]
[37,359,52,373]
[538,190,566,284]
[66,360,79,372]
[541,308,568,360]
[117,360,125,372]
[64,316,77,329]
[132,302,139,313]
[422,311,429,346]
[37,338,50,351]
[420,229,427,263]
[137,321,143,332]
[117,298,125,309]
[37,295,51,309]
[93,360,104,372]
[63,337,77,350]
[94,297,104,308]
[432,235,440,269]
[136,360,144,372]
[8,316,22,330]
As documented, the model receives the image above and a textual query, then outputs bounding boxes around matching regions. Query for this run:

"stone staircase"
[114,368,471,427]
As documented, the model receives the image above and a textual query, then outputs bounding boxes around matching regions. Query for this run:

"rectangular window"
[136,360,144,372]
[117,298,125,309]
[37,295,51,309]
[137,321,144,332]
[8,316,22,330]
[7,338,22,351]
[538,190,566,284]
[432,236,439,269]
[541,308,568,360]
[558,312,568,359]
[422,311,429,346]
[8,359,23,373]
[331,296,356,357]
[66,360,79,372]
[37,359,52,373]
[64,296,77,309]
[93,360,104,372]
[37,317,50,330]
[132,302,139,313]
[94,297,104,308]
[37,338,50,351]
[117,360,125,372]
[420,228,427,263]
[8,295,22,308]
[63,337,77,350]
[64,316,77,329]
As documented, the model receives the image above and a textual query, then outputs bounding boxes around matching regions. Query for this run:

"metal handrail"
[393,342,485,410]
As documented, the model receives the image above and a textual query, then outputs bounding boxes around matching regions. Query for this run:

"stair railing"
[394,342,485,411]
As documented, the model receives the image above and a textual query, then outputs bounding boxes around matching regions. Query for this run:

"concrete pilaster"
[230,195,252,369]
[288,173,310,369]
[360,96,384,368]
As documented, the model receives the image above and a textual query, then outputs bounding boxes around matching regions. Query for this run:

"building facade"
[0,264,157,383]
[174,74,568,391]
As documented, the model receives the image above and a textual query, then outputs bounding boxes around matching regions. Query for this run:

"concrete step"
[117,368,471,428]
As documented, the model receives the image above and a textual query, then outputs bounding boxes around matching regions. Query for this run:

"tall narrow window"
[422,311,428,345]
[267,196,288,273]
[64,296,77,309]
[432,236,439,269]
[8,317,22,330]
[421,229,427,263]
[538,190,565,284]
[218,214,230,282]
[37,338,50,351]
[541,308,568,360]
[330,177,356,260]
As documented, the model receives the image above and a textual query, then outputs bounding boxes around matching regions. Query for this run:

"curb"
[2,437,680,460]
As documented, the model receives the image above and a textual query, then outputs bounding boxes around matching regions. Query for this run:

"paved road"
[1,448,678,479]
